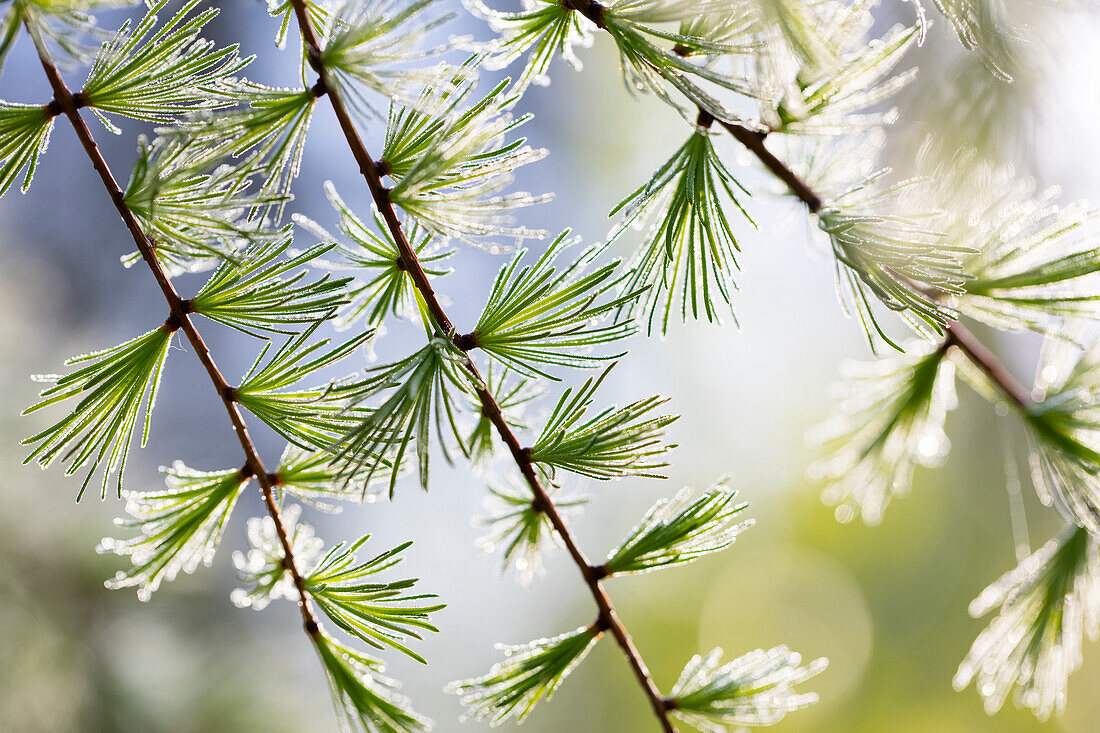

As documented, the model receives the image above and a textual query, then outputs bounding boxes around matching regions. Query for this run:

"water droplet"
[917,434,942,460]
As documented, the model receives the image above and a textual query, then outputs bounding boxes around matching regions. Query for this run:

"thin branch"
[711,111,1037,412]
[22,17,321,637]
[286,2,675,729]
[944,322,1033,409]
[718,121,823,212]
[290,6,453,335]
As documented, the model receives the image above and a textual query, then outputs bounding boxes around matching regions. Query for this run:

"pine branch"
[602,484,751,576]
[809,339,958,524]
[717,120,822,212]
[528,363,678,480]
[313,630,432,733]
[79,0,246,128]
[23,14,322,641]
[287,2,676,729]
[448,621,605,724]
[23,324,175,499]
[713,112,1036,415]
[954,524,1099,719]
[0,101,53,195]
[100,462,251,600]
[943,321,1032,410]
[549,4,953,344]
[304,535,445,665]
[666,646,827,729]
[540,0,1043,548]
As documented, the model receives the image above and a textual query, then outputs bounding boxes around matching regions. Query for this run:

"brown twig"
[705,106,1038,411]
[718,121,824,212]
[22,17,320,637]
[943,322,1033,409]
[286,2,674,729]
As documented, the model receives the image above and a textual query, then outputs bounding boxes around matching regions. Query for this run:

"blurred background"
[4,1,1100,731]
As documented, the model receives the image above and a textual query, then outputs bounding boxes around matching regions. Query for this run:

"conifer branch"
[21,16,321,638]
[942,323,1032,410]
[716,120,823,213]
[8,1,1081,726]
[289,0,454,336]
[714,112,1035,414]
[287,2,675,729]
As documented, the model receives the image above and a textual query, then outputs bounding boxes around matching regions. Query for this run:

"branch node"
[562,0,606,28]
[304,619,319,636]
[162,313,182,333]
[455,331,479,351]
[375,158,392,177]
[590,613,612,634]
[695,109,715,129]
[238,463,255,480]
[179,298,194,314]
[266,471,282,486]
[222,385,239,402]
[44,98,62,117]
[589,563,609,582]
[305,45,324,74]
[661,697,679,711]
